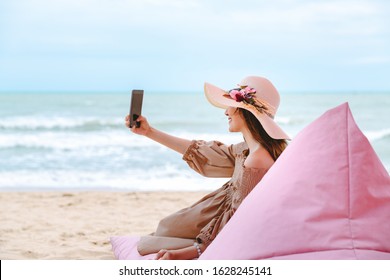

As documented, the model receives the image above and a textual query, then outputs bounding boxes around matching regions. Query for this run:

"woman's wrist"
[144,126,154,138]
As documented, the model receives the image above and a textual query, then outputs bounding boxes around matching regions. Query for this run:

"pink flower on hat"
[229,89,245,102]
[228,85,256,103]
[242,86,256,95]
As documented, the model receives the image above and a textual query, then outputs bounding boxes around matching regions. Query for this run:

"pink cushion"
[110,236,156,260]
[201,103,390,260]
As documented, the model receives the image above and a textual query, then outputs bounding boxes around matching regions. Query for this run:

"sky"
[0,0,390,92]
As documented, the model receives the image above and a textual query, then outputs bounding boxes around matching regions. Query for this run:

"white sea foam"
[274,116,304,125]
[0,168,226,191]
[0,130,243,150]
[365,128,390,141]
[0,114,304,131]
[0,116,123,130]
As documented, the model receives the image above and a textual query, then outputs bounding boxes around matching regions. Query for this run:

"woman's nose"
[224,109,228,116]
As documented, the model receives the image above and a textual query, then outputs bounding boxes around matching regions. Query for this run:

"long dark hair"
[239,108,287,161]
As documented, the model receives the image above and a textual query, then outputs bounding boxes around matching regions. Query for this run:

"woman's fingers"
[155,249,168,260]
[124,115,131,128]
[125,114,141,129]
[125,115,150,136]
[136,115,146,122]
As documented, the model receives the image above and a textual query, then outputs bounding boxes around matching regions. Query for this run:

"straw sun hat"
[204,76,290,140]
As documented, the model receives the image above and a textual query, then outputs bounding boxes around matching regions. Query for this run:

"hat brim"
[204,82,291,140]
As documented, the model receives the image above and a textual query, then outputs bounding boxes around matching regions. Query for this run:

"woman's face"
[225,107,246,132]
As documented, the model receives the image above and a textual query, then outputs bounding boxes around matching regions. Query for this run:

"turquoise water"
[0,91,389,190]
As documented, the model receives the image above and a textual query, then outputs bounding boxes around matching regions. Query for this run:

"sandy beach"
[0,191,207,260]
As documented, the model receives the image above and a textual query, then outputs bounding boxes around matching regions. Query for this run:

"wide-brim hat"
[204,76,290,140]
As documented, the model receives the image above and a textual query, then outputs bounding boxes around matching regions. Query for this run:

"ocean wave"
[0,115,306,131]
[0,131,155,150]
[365,128,390,141]
[0,116,123,131]
[1,159,388,191]
[0,131,242,150]
[274,116,305,125]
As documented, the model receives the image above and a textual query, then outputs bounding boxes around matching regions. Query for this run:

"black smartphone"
[129,89,144,128]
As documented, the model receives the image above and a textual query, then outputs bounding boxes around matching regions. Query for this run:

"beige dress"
[137,140,270,255]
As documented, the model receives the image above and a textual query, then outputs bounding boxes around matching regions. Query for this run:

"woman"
[125,76,290,260]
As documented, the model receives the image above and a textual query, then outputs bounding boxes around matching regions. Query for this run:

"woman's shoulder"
[244,148,274,170]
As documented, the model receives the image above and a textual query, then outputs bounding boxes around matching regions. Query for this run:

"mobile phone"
[129,89,144,128]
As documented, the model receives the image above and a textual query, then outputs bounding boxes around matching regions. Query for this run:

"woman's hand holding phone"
[125,115,151,136]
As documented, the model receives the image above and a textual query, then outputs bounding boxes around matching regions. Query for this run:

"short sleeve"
[183,140,242,178]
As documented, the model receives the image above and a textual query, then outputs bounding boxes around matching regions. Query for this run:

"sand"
[0,191,207,260]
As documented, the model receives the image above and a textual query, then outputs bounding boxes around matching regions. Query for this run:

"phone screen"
[129,90,144,128]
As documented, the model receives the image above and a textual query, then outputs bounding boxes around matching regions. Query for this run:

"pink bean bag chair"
[110,236,156,260]
[200,103,390,259]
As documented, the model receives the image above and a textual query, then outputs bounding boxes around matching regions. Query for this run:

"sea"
[0,91,389,191]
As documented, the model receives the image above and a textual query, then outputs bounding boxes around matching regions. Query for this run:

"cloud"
[4,0,387,39]
[1,0,389,90]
